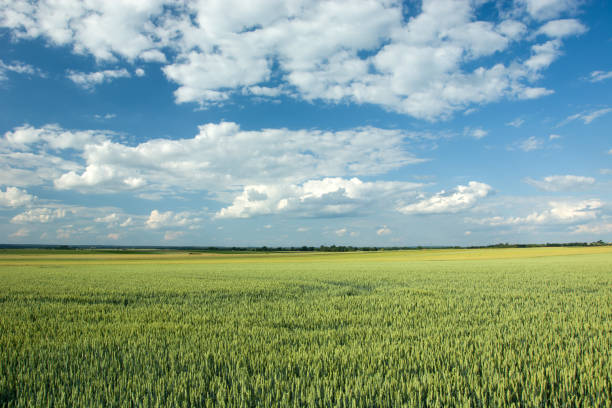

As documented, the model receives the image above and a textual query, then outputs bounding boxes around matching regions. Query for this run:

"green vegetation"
[1,248,611,407]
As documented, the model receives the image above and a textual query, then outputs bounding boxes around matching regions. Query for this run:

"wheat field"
[1,247,611,407]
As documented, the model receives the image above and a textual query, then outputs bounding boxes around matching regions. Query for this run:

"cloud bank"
[0,0,586,119]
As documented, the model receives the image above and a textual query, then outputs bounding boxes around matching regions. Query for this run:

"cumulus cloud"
[536,19,587,38]
[245,86,283,98]
[465,127,488,139]
[524,175,595,192]
[398,181,492,215]
[94,213,132,228]
[518,0,581,21]
[571,223,612,235]
[11,208,66,223]
[94,213,120,224]
[107,233,120,240]
[120,217,133,227]
[335,228,347,237]
[0,0,167,61]
[67,68,131,90]
[474,200,603,226]
[0,186,35,207]
[145,210,200,229]
[3,123,108,150]
[216,177,421,219]
[377,226,391,235]
[0,0,586,119]
[1,122,424,195]
[524,40,563,73]
[0,125,112,188]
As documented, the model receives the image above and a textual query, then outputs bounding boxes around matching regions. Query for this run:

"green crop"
[1,248,611,407]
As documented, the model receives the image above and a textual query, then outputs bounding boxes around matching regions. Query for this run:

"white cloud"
[0,0,168,61]
[588,71,612,83]
[11,208,66,223]
[139,49,166,63]
[94,113,116,120]
[518,0,581,21]
[518,136,543,152]
[245,86,283,97]
[506,118,524,127]
[0,0,584,119]
[549,134,561,140]
[0,186,35,207]
[335,228,347,237]
[164,231,184,241]
[464,230,471,236]
[571,223,612,235]
[296,227,309,232]
[216,177,421,219]
[67,68,130,90]
[9,228,29,238]
[474,200,603,226]
[107,233,120,240]
[524,40,562,73]
[145,210,200,229]
[94,213,120,224]
[94,213,131,228]
[2,122,423,195]
[377,225,391,235]
[581,109,612,124]
[134,68,145,77]
[398,181,492,215]
[0,59,44,81]
[560,108,612,126]
[464,127,488,139]
[0,144,89,188]
[517,87,554,99]
[524,175,595,192]
[3,123,109,150]
[536,19,587,38]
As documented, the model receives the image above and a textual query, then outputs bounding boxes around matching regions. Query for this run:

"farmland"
[1,247,611,407]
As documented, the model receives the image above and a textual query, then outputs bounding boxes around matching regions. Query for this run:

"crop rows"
[0,250,611,407]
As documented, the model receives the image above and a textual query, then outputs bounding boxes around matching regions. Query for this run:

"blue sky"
[0,0,611,246]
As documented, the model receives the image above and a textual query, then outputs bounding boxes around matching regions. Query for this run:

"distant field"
[1,247,611,407]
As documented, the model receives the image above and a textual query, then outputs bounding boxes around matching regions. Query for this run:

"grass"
[1,247,611,407]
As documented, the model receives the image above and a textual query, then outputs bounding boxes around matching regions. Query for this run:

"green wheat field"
[1,247,611,407]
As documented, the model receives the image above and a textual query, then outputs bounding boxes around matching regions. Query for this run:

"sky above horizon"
[1,0,611,247]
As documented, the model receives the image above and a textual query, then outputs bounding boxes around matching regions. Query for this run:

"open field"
[1,247,611,407]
